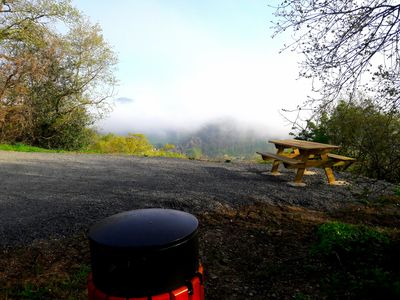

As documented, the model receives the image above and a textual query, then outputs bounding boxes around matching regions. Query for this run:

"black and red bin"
[87,208,204,300]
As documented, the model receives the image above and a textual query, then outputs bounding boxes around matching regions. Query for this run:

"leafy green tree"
[297,99,400,182]
[0,0,117,149]
[327,100,400,181]
[293,112,330,143]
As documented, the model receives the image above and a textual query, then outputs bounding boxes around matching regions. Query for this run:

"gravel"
[0,151,395,247]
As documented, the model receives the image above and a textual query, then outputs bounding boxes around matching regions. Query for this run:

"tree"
[0,0,117,149]
[297,99,400,182]
[274,0,400,113]
[292,112,330,143]
[26,21,117,149]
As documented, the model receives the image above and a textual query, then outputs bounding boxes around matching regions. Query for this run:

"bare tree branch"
[273,0,400,117]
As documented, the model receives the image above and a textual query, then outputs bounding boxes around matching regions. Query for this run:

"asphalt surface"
[0,151,394,247]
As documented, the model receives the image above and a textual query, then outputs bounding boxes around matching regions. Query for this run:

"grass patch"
[0,144,65,153]
[3,265,90,300]
[313,221,389,256]
[0,141,187,159]
[313,221,400,299]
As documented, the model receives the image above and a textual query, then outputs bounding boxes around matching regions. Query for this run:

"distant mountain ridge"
[148,119,277,159]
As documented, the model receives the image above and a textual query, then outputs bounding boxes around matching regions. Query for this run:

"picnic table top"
[269,139,340,151]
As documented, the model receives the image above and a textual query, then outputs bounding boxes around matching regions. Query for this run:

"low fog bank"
[97,115,289,159]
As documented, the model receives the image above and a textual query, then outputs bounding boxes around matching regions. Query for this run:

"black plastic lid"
[89,208,198,249]
[88,209,199,297]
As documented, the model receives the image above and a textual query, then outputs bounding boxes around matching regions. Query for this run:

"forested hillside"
[147,119,277,160]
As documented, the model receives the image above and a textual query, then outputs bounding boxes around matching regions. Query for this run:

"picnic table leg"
[324,167,336,184]
[290,150,311,186]
[294,168,306,184]
[321,153,336,184]
[271,146,284,174]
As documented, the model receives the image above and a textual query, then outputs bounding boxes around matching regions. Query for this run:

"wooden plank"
[269,139,340,150]
[327,153,356,161]
[327,153,356,170]
[256,151,301,165]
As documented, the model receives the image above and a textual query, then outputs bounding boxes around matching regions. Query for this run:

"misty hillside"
[148,119,277,159]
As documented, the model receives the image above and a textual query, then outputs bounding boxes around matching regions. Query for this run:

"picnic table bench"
[257,139,355,186]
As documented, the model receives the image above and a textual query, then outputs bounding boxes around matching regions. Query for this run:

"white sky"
[72,0,312,137]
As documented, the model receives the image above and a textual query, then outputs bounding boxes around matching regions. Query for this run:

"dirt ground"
[0,152,399,299]
[1,197,400,299]
[0,151,395,248]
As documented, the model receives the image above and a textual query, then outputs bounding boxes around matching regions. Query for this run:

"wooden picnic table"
[257,139,355,186]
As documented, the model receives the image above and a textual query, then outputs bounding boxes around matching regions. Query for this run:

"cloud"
[85,1,312,137]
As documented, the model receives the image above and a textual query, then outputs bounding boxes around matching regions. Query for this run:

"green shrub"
[313,221,389,257]
[88,133,153,155]
[313,222,400,299]
[87,133,186,158]
[395,185,400,196]
[294,99,400,182]
[186,147,203,159]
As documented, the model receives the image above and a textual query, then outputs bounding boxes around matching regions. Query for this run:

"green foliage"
[0,0,117,150]
[293,112,330,143]
[295,98,400,182]
[0,132,187,159]
[0,143,64,153]
[395,185,400,196]
[328,100,400,182]
[13,283,49,300]
[33,110,97,150]
[146,149,186,159]
[5,265,90,299]
[60,264,91,296]
[313,222,389,257]
[162,143,176,151]
[87,133,186,158]
[89,133,153,155]
[313,222,400,299]
[186,147,203,159]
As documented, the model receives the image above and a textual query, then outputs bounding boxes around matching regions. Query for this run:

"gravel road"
[0,151,395,247]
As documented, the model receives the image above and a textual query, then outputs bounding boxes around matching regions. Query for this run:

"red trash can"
[87,209,204,300]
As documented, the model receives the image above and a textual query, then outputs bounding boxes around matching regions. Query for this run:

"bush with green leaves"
[294,99,400,182]
[87,133,186,158]
[186,147,203,159]
[88,133,153,155]
[313,222,400,299]
[396,185,400,196]
[313,221,389,258]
